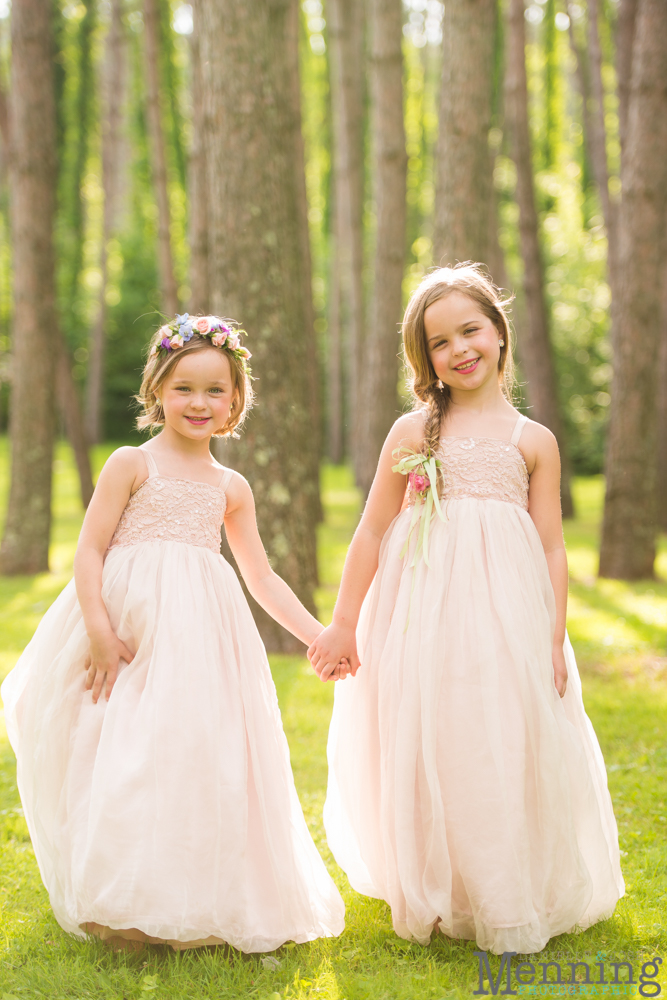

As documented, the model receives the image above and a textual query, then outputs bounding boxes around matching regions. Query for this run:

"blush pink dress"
[324,414,623,955]
[1,448,344,952]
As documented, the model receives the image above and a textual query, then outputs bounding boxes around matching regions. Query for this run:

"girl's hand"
[84,631,135,704]
[308,625,360,683]
[552,643,568,698]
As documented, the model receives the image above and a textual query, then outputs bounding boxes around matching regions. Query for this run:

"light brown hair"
[402,262,515,460]
[136,324,254,437]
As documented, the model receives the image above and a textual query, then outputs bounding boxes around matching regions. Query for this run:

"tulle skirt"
[1,541,344,952]
[324,498,623,955]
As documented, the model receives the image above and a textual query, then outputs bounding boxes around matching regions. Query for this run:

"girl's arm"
[521,422,568,697]
[73,448,145,703]
[307,412,424,681]
[222,475,325,648]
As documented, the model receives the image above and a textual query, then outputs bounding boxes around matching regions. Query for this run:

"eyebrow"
[172,379,228,385]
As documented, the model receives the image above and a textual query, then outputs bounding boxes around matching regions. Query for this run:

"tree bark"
[616,0,637,160]
[87,0,126,442]
[505,0,574,517]
[187,9,209,312]
[585,0,619,282]
[657,263,667,531]
[326,0,365,468]
[0,0,58,574]
[357,0,407,497]
[433,0,497,266]
[327,206,343,463]
[196,0,320,651]
[57,339,94,507]
[144,0,178,317]
[599,0,667,578]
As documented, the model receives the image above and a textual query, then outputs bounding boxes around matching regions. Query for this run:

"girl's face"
[159,348,237,439]
[424,292,503,394]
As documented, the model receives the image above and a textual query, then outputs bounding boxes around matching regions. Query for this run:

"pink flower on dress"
[211,332,229,347]
[169,334,184,349]
[195,316,211,334]
[408,471,430,493]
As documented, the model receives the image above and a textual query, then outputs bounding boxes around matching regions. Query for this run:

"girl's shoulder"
[387,410,426,450]
[100,446,152,494]
[515,416,560,475]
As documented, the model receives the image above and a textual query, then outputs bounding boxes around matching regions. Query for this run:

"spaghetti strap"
[218,467,235,493]
[140,449,160,478]
[510,414,528,447]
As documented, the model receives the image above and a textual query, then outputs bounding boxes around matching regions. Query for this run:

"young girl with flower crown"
[1,314,344,952]
[308,265,624,955]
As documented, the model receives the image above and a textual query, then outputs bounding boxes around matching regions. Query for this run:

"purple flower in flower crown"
[161,337,172,350]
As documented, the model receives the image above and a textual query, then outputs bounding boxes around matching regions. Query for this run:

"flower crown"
[149,313,252,373]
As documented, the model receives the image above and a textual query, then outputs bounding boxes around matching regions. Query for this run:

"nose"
[189,393,208,410]
[451,336,470,356]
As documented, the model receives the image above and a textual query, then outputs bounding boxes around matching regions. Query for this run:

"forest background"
[0,0,665,651]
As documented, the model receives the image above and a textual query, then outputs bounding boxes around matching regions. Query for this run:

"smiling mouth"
[453,357,480,372]
[185,416,210,424]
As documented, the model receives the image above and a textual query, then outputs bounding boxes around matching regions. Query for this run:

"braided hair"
[402,263,515,470]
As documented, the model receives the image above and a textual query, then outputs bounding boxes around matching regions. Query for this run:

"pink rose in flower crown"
[408,471,430,494]
[157,324,171,339]
[228,334,241,350]
[169,334,184,349]
[195,316,212,334]
[211,331,229,348]
[237,346,252,359]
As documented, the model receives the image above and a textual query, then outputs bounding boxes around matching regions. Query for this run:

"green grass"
[1,443,666,998]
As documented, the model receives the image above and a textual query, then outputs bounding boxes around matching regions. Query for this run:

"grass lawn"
[0,439,666,999]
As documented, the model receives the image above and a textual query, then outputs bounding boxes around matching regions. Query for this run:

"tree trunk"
[433,0,496,266]
[357,0,407,496]
[657,262,667,531]
[187,11,209,312]
[326,0,365,469]
[616,0,638,159]
[144,0,178,317]
[0,0,58,574]
[87,0,126,443]
[327,207,344,463]
[505,0,574,518]
[599,0,667,578]
[585,0,619,282]
[196,0,320,651]
[57,339,94,507]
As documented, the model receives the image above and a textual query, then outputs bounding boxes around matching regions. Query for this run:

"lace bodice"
[108,450,231,554]
[437,415,529,510]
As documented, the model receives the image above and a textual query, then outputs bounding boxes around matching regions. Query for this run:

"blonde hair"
[402,262,515,460]
[136,322,254,437]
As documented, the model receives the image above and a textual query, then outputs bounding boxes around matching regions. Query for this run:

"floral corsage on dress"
[391,448,446,567]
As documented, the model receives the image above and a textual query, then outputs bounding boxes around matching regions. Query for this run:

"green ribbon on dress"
[391,449,447,569]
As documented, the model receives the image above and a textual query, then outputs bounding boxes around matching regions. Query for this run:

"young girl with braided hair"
[308,264,623,954]
[2,315,344,952]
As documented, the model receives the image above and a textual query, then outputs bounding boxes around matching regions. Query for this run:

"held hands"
[84,630,135,704]
[552,643,568,698]
[308,623,360,683]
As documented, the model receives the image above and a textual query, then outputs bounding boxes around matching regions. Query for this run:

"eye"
[175,385,190,392]
[464,327,478,335]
